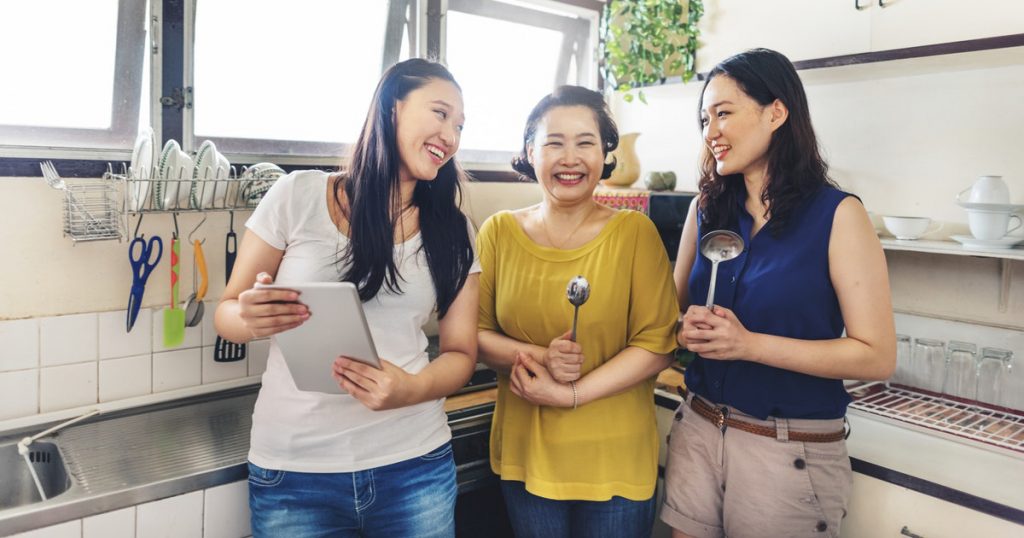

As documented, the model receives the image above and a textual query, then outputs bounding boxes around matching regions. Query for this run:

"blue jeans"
[248,442,456,538]
[500,480,657,538]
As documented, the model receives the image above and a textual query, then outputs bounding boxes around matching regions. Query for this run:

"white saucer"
[956,201,1024,213]
[950,234,1024,250]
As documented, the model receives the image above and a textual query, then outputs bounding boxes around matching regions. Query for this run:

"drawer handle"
[901,526,924,538]
[854,0,867,10]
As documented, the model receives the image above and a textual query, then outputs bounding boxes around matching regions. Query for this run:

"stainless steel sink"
[0,441,72,509]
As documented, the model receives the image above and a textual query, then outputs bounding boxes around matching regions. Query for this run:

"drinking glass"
[891,334,912,387]
[943,341,978,400]
[913,338,946,393]
[976,347,1014,407]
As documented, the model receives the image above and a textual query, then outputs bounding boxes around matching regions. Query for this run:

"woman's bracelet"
[570,381,579,410]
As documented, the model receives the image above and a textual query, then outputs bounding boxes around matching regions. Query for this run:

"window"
[444,0,597,162]
[0,0,600,174]
[0,0,146,158]
[192,0,401,159]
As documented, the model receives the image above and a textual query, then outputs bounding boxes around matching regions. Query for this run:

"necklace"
[539,203,597,249]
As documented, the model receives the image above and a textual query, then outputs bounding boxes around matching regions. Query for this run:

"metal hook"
[172,212,179,239]
[188,214,207,245]
[133,213,145,239]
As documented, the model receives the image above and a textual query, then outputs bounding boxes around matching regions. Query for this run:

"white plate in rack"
[191,140,219,209]
[129,127,155,211]
[950,234,1024,250]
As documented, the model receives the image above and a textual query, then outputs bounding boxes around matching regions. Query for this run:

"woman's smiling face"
[700,75,782,179]
[528,105,606,205]
[394,78,465,182]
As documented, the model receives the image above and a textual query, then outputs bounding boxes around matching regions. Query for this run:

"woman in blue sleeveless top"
[660,49,896,538]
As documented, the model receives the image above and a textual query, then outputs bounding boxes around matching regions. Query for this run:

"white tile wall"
[40,362,97,413]
[83,506,135,538]
[247,340,270,377]
[8,481,253,537]
[136,491,204,538]
[9,520,81,538]
[99,354,152,402]
[152,308,203,353]
[153,349,203,393]
[201,301,218,347]
[0,369,38,420]
[99,309,153,359]
[0,305,257,422]
[202,481,252,538]
[40,313,97,366]
[202,346,248,385]
[0,318,39,371]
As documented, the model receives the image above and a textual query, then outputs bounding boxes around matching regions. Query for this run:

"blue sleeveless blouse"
[684,186,853,420]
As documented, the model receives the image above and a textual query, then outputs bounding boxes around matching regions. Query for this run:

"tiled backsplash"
[0,303,268,421]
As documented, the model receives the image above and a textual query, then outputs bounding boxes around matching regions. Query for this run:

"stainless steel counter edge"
[0,386,496,536]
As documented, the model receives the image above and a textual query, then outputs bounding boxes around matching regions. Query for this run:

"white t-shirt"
[245,170,479,472]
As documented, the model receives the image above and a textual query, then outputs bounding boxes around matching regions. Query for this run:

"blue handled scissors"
[127,235,163,332]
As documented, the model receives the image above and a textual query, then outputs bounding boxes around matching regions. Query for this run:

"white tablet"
[256,281,380,394]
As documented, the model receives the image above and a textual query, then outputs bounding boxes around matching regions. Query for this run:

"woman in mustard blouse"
[477,86,679,537]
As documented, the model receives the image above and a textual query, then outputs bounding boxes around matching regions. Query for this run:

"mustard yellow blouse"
[477,210,679,501]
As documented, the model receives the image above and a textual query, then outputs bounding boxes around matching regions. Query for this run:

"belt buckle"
[715,407,729,433]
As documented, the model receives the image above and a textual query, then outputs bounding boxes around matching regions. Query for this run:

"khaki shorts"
[660,395,853,538]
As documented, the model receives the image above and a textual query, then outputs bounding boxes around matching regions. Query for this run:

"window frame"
[0,0,602,178]
[0,0,147,171]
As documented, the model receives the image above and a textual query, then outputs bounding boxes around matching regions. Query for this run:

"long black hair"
[511,85,619,180]
[697,48,837,233]
[334,58,473,318]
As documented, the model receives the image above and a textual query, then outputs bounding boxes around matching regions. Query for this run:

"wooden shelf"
[880,238,1024,262]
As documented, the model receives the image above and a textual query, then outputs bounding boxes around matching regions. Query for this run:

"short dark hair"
[697,48,837,233]
[511,85,619,181]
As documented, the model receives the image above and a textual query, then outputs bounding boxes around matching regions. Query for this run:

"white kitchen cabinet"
[869,0,1024,52]
[695,0,1024,73]
[841,473,1022,537]
[695,0,871,72]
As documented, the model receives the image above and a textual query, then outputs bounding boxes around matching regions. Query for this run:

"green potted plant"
[601,0,704,103]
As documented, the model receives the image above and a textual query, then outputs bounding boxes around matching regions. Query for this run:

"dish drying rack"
[47,162,277,243]
[847,381,1024,457]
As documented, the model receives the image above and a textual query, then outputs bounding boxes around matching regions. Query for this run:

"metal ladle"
[698,230,744,309]
[566,275,591,342]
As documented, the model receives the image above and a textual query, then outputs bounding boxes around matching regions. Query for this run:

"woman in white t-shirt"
[214,58,479,538]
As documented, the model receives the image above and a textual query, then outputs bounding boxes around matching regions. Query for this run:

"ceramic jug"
[603,132,641,187]
[958,175,1010,204]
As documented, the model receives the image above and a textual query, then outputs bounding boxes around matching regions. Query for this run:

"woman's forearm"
[576,347,672,407]
[213,299,255,344]
[745,333,894,381]
[410,351,476,403]
[478,329,547,375]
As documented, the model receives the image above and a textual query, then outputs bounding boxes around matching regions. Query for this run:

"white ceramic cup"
[967,210,1023,240]
[958,175,1010,204]
[883,216,942,240]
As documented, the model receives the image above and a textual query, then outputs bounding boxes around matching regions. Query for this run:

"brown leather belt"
[690,395,846,443]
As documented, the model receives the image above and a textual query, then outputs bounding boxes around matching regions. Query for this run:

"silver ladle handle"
[705,260,720,309]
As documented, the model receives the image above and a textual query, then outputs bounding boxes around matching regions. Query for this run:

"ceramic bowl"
[883,216,938,240]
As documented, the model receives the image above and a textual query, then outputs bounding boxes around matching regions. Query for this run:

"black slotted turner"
[215,212,247,362]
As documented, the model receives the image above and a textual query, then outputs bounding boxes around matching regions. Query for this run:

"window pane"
[0,1,118,129]
[445,11,563,153]
[194,0,389,144]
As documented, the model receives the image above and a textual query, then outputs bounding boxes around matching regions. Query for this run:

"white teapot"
[958,175,1010,204]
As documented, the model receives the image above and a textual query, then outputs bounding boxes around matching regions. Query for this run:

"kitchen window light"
[0,0,146,161]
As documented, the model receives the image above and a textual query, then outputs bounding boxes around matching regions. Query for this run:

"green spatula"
[163,237,185,347]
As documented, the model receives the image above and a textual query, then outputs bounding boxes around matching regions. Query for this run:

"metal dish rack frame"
[847,382,1024,457]
[55,163,278,243]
